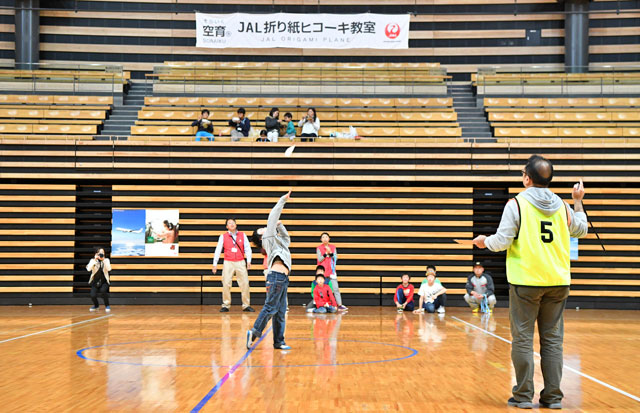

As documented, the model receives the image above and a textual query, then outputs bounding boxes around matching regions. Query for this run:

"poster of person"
[111,209,146,256]
[144,209,179,257]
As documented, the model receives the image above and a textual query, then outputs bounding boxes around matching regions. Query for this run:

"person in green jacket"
[305,265,333,312]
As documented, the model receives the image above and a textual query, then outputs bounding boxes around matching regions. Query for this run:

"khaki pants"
[221,260,250,309]
[509,285,569,404]
[464,293,497,309]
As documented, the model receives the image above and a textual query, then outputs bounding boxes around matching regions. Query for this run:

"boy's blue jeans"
[195,131,214,141]
[423,294,447,313]
[313,305,336,313]
[251,271,289,347]
[396,289,415,311]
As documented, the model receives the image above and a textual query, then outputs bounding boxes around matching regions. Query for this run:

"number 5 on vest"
[541,221,554,243]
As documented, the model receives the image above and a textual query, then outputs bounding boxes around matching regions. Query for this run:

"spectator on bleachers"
[306,265,333,312]
[192,109,214,141]
[229,107,251,141]
[414,265,447,314]
[257,129,269,142]
[265,107,281,142]
[283,112,296,140]
[464,261,497,313]
[394,273,415,313]
[317,232,347,311]
[86,247,112,313]
[313,273,338,314]
[299,107,320,142]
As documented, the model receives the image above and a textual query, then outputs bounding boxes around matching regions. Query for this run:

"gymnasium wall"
[0,141,638,309]
[0,0,639,77]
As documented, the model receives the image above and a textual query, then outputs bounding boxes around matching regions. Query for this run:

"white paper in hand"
[284,145,296,157]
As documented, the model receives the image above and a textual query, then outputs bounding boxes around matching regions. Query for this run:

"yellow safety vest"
[506,194,571,286]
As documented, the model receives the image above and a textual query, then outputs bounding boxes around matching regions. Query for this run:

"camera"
[98,253,104,258]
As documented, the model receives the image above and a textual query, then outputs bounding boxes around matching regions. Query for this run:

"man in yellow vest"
[472,154,587,410]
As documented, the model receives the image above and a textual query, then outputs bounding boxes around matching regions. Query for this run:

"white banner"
[196,13,410,49]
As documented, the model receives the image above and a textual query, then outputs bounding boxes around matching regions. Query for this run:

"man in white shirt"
[414,265,447,314]
[212,218,254,313]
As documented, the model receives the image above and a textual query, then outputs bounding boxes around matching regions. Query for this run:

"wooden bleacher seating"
[474,73,640,87]
[0,69,130,85]
[165,61,441,69]
[133,96,461,140]
[0,184,75,294]
[0,142,638,302]
[143,96,453,108]
[485,97,640,142]
[151,62,449,85]
[110,184,474,298]
[0,94,112,137]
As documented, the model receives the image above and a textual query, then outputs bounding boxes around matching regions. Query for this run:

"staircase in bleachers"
[450,83,493,142]
[99,83,149,138]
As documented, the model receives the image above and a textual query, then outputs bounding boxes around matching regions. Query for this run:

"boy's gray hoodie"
[485,187,588,252]
[262,195,292,272]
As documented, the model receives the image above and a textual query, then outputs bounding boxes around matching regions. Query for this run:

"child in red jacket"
[394,273,415,313]
[313,274,337,313]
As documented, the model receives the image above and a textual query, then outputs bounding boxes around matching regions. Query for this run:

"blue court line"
[190,327,272,413]
[75,337,418,369]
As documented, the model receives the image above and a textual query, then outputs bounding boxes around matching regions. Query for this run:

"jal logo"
[385,23,401,39]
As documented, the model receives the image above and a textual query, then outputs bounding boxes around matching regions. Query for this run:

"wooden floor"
[0,305,638,412]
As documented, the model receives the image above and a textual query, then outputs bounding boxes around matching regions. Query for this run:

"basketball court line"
[450,315,640,404]
[2,315,87,334]
[0,314,113,344]
[75,337,418,368]
[190,326,273,413]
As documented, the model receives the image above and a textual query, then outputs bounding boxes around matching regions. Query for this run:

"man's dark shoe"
[219,307,229,313]
[507,397,533,409]
[243,306,255,312]
[539,400,562,409]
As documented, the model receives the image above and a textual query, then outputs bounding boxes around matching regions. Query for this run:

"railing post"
[600,75,603,96]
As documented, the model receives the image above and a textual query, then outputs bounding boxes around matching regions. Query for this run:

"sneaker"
[306,308,314,313]
[286,307,290,313]
[246,330,256,349]
[338,305,348,311]
[539,400,562,409]
[274,343,291,350]
[437,306,445,314]
[220,307,230,313]
[472,307,479,313]
[397,308,404,313]
[89,307,98,312]
[507,397,533,409]
[105,306,111,313]
[243,306,255,312]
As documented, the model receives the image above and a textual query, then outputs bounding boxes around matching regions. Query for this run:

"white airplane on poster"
[116,227,144,233]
